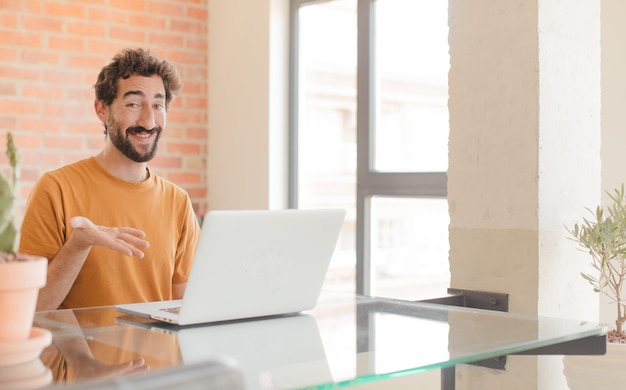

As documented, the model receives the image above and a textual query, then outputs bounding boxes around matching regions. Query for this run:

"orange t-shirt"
[19,157,200,309]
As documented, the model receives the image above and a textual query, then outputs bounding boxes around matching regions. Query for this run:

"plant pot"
[0,255,47,343]
[563,341,626,390]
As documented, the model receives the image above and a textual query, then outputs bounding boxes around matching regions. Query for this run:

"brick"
[167,141,200,154]
[42,69,88,84]
[0,117,17,130]
[85,40,130,58]
[187,6,207,20]
[170,19,206,35]
[66,21,107,37]
[67,54,110,69]
[168,171,201,184]
[42,102,84,118]
[148,2,184,17]
[43,2,86,18]
[186,37,207,51]
[86,8,127,24]
[184,96,207,110]
[0,82,17,96]
[21,151,62,168]
[0,13,18,28]
[0,66,39,81]
[109,0,146,11]
[150,155,182,168]
[148,32,185,48]
[44,135,84,149]
[186,187,207,199]
[0,31,42,47]
[21,15,64,32]
[0,99,40,116]
[128,14,166,29]
[21,84,62,99]
[48,35,85,51]
[10,134,40,149]
[18,117,63,132]
[109,26,147,43]
[0,47,19,62]
[21,50,61,65]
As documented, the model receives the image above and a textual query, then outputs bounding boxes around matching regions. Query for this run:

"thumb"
[69,216,97,229]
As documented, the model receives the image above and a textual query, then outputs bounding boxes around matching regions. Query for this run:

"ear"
[94,100,108,123]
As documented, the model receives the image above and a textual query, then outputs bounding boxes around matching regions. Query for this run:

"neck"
[94,149,148,183]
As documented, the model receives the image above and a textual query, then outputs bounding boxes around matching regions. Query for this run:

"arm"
[40,311,149,380]
[172,283,186,299]
[36,216,150,311]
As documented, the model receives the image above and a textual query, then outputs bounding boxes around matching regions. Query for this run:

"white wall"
[600,0,626,325]
[207,0,289,210]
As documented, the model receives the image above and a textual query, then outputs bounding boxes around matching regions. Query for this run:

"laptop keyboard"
[160,306,181,314]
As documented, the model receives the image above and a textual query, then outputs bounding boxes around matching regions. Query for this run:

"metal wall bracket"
[419,287,509,313]
[418,288,510,371]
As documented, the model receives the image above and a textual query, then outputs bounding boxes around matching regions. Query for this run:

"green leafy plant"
[0,132,19,255]
[568,184,626,342]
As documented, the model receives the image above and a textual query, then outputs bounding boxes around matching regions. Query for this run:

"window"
[290,0,449,300]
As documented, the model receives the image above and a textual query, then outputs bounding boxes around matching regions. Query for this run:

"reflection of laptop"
[116,209,345,325]
[115,314,332,389]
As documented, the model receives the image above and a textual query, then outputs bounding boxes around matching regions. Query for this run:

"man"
[20,48,201,311]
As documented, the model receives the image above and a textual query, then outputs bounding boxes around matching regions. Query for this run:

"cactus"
[0,133,19,254]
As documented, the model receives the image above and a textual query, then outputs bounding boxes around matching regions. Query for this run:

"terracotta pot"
[563,341,626,390]
[0,255,47,343]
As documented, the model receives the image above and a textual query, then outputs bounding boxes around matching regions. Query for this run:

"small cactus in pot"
[0,133,48,343]
[0,132,21,258]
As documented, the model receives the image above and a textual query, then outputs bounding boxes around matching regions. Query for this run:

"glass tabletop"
[29,292,608,389]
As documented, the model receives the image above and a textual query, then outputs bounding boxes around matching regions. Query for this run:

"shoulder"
[150,171,192,200]
[43,158,99,182]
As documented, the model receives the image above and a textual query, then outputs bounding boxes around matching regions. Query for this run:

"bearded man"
[20,48,200,311]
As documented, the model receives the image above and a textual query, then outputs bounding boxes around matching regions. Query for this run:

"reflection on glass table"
[32,292,608,389]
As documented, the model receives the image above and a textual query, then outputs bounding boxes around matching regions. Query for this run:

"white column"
[448,0,600,388]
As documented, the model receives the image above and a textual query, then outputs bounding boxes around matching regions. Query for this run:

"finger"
[117,226,147,239]
[104,238,145,259]
[116,232,150,249]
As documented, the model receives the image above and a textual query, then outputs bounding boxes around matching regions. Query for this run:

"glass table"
[21,291,608,389]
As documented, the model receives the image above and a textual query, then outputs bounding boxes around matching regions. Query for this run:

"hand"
[69,216,150,258]
[72,356,150,380]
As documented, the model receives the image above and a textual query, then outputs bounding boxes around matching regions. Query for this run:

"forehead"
[116,74,165,100]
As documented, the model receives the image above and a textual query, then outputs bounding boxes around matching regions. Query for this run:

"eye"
[126,103,141,111]
[154,103,165,111]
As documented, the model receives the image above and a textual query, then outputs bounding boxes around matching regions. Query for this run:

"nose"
[138,106,156,130]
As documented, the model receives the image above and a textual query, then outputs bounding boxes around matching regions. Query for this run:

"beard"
[106,120,162,163]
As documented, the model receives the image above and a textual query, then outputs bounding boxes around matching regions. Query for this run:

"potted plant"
[563,184,626,389]
[0,133,48,345]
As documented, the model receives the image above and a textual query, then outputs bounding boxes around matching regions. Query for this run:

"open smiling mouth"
[127,128,155,139]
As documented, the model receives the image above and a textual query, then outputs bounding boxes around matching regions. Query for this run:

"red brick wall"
[0,0,208,219]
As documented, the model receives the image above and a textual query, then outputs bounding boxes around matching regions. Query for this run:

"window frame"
[289,0,447,295]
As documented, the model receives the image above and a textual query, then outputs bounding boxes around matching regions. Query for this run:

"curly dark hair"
[94,48,182,109]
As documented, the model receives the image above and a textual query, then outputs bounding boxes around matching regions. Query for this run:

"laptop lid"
[117,209,345,325]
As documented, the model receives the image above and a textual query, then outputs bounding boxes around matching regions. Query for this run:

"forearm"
[37,237,92,311]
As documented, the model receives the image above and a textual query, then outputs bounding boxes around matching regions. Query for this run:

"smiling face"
[98,74,167,163]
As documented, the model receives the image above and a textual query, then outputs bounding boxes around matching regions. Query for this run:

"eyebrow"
[123,90,166,100]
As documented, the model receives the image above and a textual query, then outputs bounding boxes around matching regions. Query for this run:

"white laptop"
[115,209,345,325]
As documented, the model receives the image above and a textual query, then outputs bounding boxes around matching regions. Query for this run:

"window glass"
[370,196,450,299]
[373,0,449,172]
[298,1,358,293]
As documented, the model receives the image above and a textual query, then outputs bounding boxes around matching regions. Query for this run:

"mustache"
[126,126,161,135]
